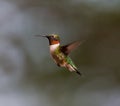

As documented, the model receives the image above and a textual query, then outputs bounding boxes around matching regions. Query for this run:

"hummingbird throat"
[50,43,60,52]
[49,40,60,45]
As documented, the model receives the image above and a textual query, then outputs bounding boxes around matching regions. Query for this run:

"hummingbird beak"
[35,35,49,38]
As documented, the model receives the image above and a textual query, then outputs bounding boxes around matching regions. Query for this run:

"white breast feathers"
[50,44,60,52]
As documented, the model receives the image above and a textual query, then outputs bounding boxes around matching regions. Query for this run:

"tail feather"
[72,66,82,76]
[66,64,82,76]
[75,69,82,76]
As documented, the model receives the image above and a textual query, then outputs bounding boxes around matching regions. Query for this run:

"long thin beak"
[35,35,47,37]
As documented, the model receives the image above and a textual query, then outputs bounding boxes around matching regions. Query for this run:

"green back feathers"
[54,44,77,69]
[66,57,77,69]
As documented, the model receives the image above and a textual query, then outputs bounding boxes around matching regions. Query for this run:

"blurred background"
[0,0,120,106]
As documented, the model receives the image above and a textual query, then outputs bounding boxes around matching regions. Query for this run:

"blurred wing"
[61,41,81,55]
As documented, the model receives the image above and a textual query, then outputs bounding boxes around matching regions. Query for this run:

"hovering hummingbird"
[35,34,82,76]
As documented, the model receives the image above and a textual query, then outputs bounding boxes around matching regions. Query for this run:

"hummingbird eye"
[50,35,58,41]
[50,36,56,40]
[54,38,58,41]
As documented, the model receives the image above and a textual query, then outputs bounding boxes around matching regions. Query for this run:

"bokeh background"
[0,0,120,106]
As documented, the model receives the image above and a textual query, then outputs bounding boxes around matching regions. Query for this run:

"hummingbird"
[35,34,82,76]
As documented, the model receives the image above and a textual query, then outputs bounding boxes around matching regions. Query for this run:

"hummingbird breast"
[50,44,78,73]
[50,44,66,67]
[51,53,66,67]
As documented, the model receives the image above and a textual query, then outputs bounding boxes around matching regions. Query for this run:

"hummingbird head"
[35,34,60,45]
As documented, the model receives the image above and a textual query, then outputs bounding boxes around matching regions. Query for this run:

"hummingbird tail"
[71,65,82,76]
[66,64,82,76]
[75,69,82,76]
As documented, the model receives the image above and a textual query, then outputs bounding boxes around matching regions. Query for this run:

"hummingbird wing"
[61,41,81,55]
